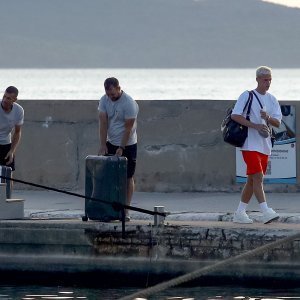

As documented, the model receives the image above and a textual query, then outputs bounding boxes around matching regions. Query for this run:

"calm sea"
[1,284,300,300]
[0,68,299,101]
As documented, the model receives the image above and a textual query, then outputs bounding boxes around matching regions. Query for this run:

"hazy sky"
[263,0,300,7]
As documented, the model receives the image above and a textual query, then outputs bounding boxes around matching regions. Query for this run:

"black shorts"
[0,144,15,171]
[106,141,137,178]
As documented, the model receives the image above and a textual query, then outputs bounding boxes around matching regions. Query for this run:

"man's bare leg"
[251,172,266,203]
[125,177,134,219]
[241,176,254,204]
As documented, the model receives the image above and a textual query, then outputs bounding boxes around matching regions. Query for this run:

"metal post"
[154,206,165,226]
[121,208,126,239]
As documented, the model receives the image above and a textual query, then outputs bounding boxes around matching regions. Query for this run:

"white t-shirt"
[0,102,24,145]
[232,90,282,155]
[98,91,139,146]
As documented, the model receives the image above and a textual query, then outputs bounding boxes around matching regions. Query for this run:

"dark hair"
[104,77,119,90]
[6,86,19,97]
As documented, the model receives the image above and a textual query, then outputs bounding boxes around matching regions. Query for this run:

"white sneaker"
[262,208,279,224]
[233,210,253,224]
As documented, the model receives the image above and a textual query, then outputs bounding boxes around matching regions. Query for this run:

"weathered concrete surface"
[15,99,300,192]
[0,219,300,285]
[16,189,300,223]
[0,189,299,285]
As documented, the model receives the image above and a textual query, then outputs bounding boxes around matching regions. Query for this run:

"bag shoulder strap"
[243,91,253,120]
[251,90,263,108]
[230,91,252,120]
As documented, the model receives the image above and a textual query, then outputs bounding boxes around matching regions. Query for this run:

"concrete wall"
[15,99,300,192]
[1,220,300,284]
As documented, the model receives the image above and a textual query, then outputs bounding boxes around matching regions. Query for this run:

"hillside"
[0,0,299,67]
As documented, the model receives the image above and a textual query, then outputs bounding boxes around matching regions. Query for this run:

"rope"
[0,175,166,217]
[118,231,300,300]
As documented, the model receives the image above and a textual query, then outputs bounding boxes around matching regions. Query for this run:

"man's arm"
[115,118,136,156]
[267,117,280,128]
[98,111,108,155]
[231,114,269,132]
[5,125,22,165]
[260,112,281,128]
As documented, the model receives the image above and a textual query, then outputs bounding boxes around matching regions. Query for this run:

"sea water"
[1,284,300,299]
[0,68,299,101]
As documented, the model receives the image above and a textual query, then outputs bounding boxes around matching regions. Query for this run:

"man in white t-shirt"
[98,77,139,221]
[0,86,24,171]
[231,66,282,224]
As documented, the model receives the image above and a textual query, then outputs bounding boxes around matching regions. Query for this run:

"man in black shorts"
[0,86,24,172]
[98,78,139,220]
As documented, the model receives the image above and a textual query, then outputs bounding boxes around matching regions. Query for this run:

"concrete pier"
[0,189,299,286]
[0,219,300,285]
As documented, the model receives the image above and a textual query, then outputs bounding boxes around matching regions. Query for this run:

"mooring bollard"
[154,206,165,226]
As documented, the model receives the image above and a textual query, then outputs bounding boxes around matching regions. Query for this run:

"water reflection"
[0,285,300,300]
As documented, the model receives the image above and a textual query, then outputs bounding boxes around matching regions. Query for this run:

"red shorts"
[242,151,269,175]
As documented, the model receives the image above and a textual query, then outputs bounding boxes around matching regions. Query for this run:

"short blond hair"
[256,66,272,77]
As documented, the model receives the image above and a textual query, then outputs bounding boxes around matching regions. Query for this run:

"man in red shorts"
[231,66,282,224]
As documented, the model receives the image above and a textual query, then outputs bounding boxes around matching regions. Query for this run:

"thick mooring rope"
[119,231,300,300]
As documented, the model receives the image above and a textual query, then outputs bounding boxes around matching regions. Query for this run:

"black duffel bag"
[221,91,253,147]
